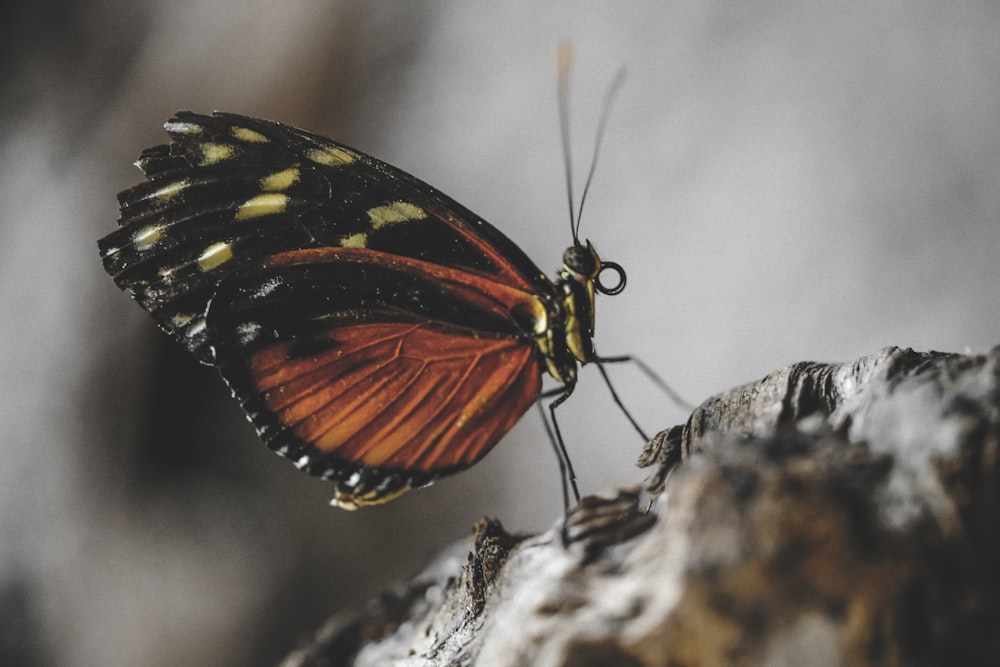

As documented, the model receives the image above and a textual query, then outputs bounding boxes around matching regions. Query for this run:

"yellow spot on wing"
[133,225,164,250]
[235,193,289,220]
[367,201,427,229]
[197,242,233,271]
[199,143,235,165]
[260,167,300,192]
[331,485,411,510]
[340,232,367,248]
[231,126,269,143]
[150,178,189,201]
[305,145,356,166]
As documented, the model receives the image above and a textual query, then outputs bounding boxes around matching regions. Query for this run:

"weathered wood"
[281,346,1000,666]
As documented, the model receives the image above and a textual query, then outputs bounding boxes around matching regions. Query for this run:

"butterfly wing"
[99,112,555,506]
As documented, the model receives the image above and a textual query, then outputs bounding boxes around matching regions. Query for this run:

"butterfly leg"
[536,383,581,514]
[597,354,693,412]
[593,354,693,445]
[592,359,649,443]
[536,384,582,547]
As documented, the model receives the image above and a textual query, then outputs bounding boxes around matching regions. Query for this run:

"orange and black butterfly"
[99,110,638,510]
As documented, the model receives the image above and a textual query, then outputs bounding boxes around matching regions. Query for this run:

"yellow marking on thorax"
[528,298,569,382]
[367,201,427,229]
[340,232,368,248]
[231,126,269,143]
[235,193,289,220]
[585,280,596,331]
[133,225,164,250]
[197,242,233,271]
[260,167,300,192]
[199,143,236,165]
[150,178,189,201]
[305,145,356,166]
[528,297,549,336]
[565,316,586,363]
[562,286,590,364]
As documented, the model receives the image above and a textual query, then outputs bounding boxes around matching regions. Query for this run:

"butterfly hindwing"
[201,246,547,505]
[221,319,540,507]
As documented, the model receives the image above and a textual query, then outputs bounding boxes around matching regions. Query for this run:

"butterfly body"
[100,111,617,509]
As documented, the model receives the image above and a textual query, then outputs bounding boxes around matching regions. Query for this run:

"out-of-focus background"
[2,2,998,665]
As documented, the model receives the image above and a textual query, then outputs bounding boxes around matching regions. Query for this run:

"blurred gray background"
[2,2,998,665]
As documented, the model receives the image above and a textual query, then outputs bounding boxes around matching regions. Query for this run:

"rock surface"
[281,346,1000,666]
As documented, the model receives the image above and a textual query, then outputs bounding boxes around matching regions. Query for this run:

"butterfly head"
[561,240,626,297]
[551,240,627,373]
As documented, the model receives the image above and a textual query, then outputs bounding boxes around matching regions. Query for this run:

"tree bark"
[280,346,1000,667]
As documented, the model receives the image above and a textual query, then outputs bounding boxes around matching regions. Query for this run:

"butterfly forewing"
[100,111,558,507]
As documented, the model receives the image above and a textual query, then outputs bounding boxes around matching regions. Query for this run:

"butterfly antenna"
[575,67,626,235]
[557,42,578,244]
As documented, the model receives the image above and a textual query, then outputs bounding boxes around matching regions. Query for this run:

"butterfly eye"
[562,244,598,278]
[595,260,626,295]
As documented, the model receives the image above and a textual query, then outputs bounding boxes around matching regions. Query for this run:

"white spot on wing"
[235,321,262,345]
[186,318,207,338]
[164,121,203,135]
[252,277,283,299]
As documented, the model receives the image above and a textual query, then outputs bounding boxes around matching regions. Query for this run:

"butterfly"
[98,110,635,510]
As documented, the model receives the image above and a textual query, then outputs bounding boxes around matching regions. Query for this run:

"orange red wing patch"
[248,322,541,473]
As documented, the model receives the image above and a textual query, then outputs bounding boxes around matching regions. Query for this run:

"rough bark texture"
[280,346,1000,667]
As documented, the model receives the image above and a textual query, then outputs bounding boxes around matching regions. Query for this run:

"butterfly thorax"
[535,241,604,385]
